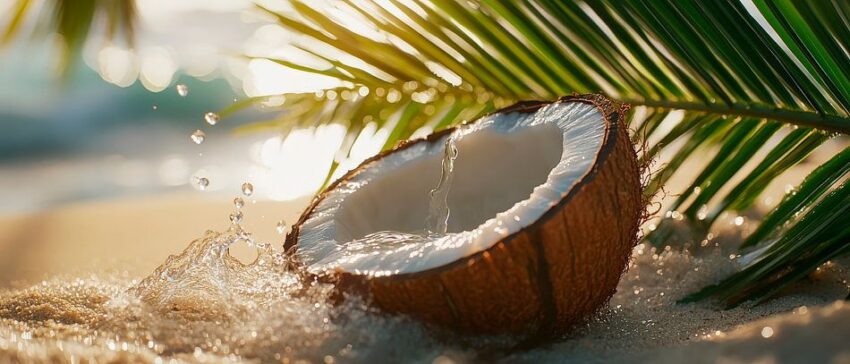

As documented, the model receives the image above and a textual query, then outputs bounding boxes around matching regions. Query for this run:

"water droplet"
[176,84,189,97]
[233,197,244,209]
[276,220,287,235]
[229,211,243,224]
[761,326,774,338]
[190,130,206,144]
[204,112,219,125]
[194,177,209,191]
[241,182,254,196]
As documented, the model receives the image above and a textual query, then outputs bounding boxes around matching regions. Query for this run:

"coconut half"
[285,94,642,334]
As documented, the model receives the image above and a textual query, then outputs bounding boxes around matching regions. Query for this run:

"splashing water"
[241,182,254,196]
[204,112,219,126]
[194,176,209,191]
[0,203,462,363]
[129,226,296,311]
[229,211,243,224]
[176,84,189,97]
[425,135,458,235]
[190,129,206,145]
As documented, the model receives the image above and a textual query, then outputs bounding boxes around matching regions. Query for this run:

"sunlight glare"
[244,58,341,96]
[326,2,385,42]
[136,0,251,17]
[646,110,685,147]
[249,124,348,200]
[139,47,178,92]
[331,122,392,181]
[425,61,462,86]
[97,46,138,87]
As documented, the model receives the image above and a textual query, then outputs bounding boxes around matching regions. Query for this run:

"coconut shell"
[285,93,642,335]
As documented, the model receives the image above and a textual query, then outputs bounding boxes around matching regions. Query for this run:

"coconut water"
[308,134,460,273]
[425,135,459,234]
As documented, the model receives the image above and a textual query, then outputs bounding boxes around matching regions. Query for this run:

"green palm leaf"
[236,0,850,305]
[1,0,136,76]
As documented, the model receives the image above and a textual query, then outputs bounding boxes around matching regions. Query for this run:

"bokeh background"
[0,0,361,284]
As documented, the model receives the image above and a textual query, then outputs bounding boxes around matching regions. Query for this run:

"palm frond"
[237,0,850,304]
[1,0,136,75]
[681,149,850,306]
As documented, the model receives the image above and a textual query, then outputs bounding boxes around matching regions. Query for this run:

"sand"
[0,193,848,363]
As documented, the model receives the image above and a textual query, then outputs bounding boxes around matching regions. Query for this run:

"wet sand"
[0,192,848,363]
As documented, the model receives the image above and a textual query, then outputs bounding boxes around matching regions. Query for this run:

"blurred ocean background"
[0,0,355,214]
[0,0,346,282]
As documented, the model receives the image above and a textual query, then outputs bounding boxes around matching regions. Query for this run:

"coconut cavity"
[296,101,607,276]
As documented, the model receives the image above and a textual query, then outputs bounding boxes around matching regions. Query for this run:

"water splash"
[425,135,458,234]
[0,201,454,362]
[129,226,297,312]
[194,176,209,191]
[190,129,205,145]
[204,112,219,126]
[229,211,243,224]
[176,84,189,97]
[241,182,254,196]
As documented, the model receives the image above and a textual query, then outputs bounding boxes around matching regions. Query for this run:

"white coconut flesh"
[296,101,607,276]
